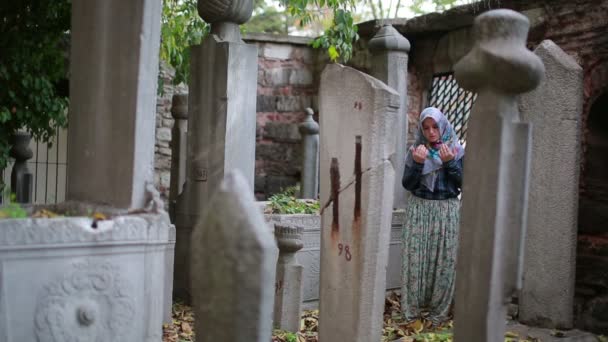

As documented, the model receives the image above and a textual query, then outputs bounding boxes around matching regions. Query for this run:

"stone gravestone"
[519,40,583,329]
[190,171,278,342]
[299,108,320,199]
[274,223,305,332]
[452,9,545,342]
[317,64,399,342]
[169,93,189,223]
[68,0,161,210]
[173,0,258,300]
[369,24,411,210]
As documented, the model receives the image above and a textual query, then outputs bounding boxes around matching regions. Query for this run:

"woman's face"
[422,117,440,143]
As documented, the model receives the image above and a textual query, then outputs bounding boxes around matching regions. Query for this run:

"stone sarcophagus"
[0,209,175,341]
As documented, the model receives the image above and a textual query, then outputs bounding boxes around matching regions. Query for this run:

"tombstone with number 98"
[317,64,399,342]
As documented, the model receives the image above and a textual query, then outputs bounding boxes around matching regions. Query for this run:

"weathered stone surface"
[191,171,278,342]
[273,223,304,332]
[0,211,174,342]
[169,93,188,223]
[299,108,319,199]
[369,24,410,209]
[198,0,253,24]
[156,127,172,142]
[432,27,474,74]
[174,29,258,300]
[68,0,162,209]
[519,40,583,329]
[318,64,399,342]
[452,9,544,342]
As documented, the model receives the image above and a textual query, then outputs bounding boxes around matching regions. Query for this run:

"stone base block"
[0,207,175,341]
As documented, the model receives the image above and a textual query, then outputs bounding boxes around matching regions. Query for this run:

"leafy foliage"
[243,0,294,34]
[0,194,27,219]
[281,0,358,62]
[266,186,320,214]
[273,330,299,342]
[158,0,475,81]
[0,1,70,176]
[311,9,358,62]
[160,0,209,86]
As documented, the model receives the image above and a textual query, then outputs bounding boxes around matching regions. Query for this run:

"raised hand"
[412,144,429,163]
[439,143,455,162]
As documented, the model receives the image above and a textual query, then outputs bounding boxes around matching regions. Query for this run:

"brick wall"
[154,35,320,202]
[252,36,320,200]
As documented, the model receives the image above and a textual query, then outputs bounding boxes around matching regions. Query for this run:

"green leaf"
[328,45,340,61]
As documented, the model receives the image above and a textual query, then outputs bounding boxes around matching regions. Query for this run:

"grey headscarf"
[404,107,465,191]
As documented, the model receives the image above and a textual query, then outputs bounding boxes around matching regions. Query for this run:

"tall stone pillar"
[452,10,544,342]
[68,0,162,209]
[299,108,319,199]
[369,25,410,210]
[273,223,304,332]
[169,93,189,222]
[174,0,257,300]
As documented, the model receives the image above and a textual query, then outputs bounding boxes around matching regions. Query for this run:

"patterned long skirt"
[401,194,460,324]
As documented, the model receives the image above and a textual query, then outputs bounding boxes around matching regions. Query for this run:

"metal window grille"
[427,72,477,144]
[1,127,68,205]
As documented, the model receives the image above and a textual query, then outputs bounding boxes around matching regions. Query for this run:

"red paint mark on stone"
[330,157,340,240]
[354,136,362,222]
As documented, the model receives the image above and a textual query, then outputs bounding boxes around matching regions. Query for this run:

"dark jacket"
[402,158,463,200]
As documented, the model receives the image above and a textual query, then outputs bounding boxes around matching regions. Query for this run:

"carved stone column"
[298,108,319,199]
[169,93,188,223]
[274,223,304,332]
